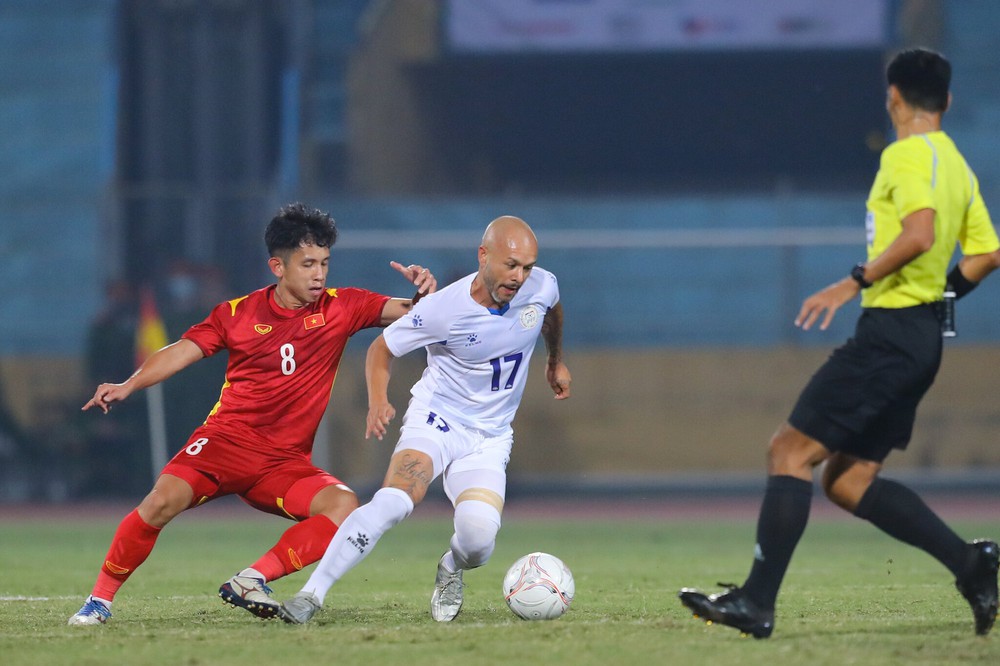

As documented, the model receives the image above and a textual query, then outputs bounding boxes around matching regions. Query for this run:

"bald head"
[482,215,537,254]
[473,215,538,309]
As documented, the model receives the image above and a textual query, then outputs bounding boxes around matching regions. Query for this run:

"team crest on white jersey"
[519,305,540,329]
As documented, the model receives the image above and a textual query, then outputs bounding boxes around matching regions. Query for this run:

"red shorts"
[161,426,346,520]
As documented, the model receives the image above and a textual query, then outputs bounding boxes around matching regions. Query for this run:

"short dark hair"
[886,48,950,112]
[264,202,338,258]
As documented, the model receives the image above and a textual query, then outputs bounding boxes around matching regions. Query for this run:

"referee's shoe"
[957,539,999,636]
[678,584,774,639]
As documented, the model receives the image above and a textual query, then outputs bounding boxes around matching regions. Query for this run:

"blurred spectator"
[81,278,149,498]
[32,397,92,502]
[85,279,139,384]
[0,377,29,500]
[75,266,234,499]
[162,261,231,448]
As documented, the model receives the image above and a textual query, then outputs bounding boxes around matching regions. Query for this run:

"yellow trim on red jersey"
[326,288,338,297]
[228,295,249,316]
[203,378,231,423]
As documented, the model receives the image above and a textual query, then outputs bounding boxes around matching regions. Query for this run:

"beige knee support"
[455,487,504,514]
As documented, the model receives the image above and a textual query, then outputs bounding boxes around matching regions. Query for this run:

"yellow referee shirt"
[863,131,999,308]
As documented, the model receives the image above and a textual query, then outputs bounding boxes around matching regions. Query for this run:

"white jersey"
[382,267,560,432]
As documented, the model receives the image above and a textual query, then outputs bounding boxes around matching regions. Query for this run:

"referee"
[679,48,1000,638]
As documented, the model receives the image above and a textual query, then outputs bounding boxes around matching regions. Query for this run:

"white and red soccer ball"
[503,552,575,620]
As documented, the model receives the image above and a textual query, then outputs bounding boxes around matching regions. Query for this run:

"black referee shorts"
[788,304,943,463]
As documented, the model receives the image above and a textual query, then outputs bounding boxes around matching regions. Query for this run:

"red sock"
[92,509,162,601]
[250,515,338,582]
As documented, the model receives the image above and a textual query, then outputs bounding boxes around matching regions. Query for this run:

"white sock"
[301,487,413,604]
[440,550,458,573]
[449,500,501,570]
[91,595,112,609]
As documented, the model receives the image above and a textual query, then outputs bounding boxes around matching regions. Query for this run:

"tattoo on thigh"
[391,454,433,493]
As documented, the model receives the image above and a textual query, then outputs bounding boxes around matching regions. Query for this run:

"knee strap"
[455,487,504,513]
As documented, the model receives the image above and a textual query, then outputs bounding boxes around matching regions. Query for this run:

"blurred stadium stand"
[0,0,113,356]
[1,0,999,501]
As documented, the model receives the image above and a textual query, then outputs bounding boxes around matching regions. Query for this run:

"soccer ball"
[502,552,575,620]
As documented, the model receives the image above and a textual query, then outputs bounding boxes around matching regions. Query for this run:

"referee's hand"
[795,278,861,331]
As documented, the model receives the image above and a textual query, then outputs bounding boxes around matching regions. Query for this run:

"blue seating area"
[0,0,114,354]
[943,1,1000,202]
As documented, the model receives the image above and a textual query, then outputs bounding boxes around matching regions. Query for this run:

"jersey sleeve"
[181,302,230,357]
[958,172,1000,255]
[382,293,451,358]
[884,142,936,221]
[332,288,392,334]
[541,268,560,310]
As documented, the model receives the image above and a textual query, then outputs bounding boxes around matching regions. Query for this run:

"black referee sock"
[854,477,969,578]
[742,475,813,610]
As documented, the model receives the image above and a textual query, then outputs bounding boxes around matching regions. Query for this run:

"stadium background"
[1,0,998,505]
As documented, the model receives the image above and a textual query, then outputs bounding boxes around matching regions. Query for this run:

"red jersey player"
[68,203,436,625]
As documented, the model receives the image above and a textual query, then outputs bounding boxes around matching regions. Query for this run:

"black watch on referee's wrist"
[850,263,873,289]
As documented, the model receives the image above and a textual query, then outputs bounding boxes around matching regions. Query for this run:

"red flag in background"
[135,287,169,366]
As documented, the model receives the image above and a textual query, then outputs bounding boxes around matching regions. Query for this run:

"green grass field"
[1,506,997,666]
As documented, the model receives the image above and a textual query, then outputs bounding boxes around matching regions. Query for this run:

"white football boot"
[430,554,464,622]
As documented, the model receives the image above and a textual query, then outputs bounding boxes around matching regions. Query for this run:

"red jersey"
[182,285,389,456]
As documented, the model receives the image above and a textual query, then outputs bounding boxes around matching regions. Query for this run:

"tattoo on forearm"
[542,306,564,362]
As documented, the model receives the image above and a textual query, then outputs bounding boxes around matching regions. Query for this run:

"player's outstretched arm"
[380,261,438,325]
[82,339,204,414]
[542,303,571,400]
[365,334,397,440]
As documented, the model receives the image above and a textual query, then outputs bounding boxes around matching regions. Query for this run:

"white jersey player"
[280,215,572,624]
[388,267,559,432]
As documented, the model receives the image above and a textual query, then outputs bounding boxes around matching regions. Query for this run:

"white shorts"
[396,400,513,503]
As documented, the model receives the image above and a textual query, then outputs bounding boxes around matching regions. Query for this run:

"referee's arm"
[856,208,935,284]
[954,249,1000,284]
[796,209,934,331]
